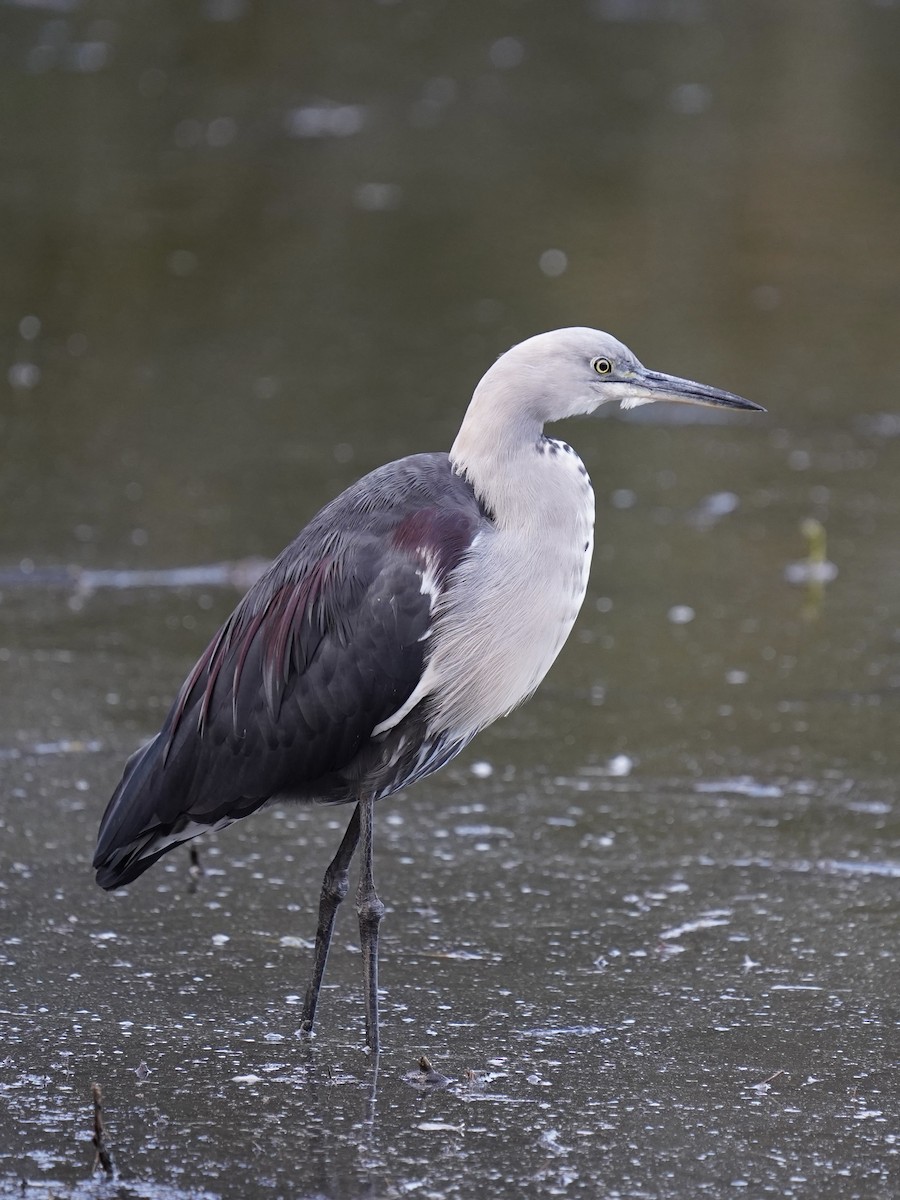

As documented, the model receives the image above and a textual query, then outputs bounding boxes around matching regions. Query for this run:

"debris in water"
[0,558,269,594]
[659,910,733,941]
[91,1083,114,1177]
[404,1055,453,1090]
[695,777,783,799]
[749,1069,786,1095]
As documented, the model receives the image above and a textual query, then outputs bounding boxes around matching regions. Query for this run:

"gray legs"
[300,803,361,1036]
[299,796,384,1054]
[357,793,385,1055]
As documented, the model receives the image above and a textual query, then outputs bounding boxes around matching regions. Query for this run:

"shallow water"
[2,1,900,1197]
[2,730,898,1197]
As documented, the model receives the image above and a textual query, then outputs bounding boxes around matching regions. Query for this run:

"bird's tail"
[93,734,227,890]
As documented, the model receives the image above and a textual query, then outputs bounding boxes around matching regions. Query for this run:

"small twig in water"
[91,1083,114,1176]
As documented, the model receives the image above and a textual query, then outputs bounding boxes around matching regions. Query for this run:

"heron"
[93,327,763,1053]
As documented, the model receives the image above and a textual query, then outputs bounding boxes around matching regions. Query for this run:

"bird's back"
[94,452,489,889]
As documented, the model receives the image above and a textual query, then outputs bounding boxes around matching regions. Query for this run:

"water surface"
[2,1,899,1196]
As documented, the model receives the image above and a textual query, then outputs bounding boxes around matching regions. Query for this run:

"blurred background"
[1,1,899,1197]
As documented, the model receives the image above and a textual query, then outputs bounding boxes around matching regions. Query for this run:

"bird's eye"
[592,357,613,376]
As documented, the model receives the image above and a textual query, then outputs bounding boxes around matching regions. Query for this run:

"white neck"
[449,376,546,527]
[432,424,596,738]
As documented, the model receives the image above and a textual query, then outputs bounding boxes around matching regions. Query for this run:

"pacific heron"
[93,328,763,1053]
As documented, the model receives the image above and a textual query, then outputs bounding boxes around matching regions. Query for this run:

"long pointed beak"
[626,368,765,413]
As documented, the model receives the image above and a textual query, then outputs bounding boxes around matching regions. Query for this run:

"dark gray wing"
[94,453,487,888]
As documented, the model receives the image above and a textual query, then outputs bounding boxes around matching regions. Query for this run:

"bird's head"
[478,327,764,423]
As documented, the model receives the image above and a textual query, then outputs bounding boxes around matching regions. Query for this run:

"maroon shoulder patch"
[391,508,477,584]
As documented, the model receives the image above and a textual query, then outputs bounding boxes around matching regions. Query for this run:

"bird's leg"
[300,804,361,1037]
[357,793,385,1055]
